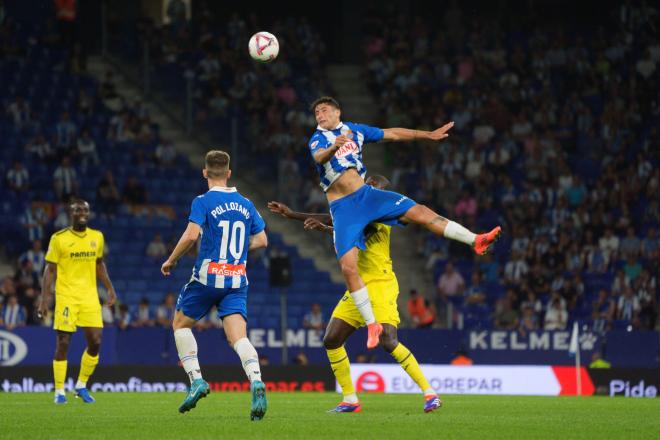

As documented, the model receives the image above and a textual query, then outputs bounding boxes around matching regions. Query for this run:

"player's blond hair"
[205,150,230,179]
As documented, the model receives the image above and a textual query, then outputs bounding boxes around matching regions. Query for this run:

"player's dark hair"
[205,150,230,179]
[310,96,340,112]
[69,198,89,209]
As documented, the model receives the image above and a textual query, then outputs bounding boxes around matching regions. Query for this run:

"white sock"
[350,287,375,325]
[55,389,65,396]
[75,380,86,389]
[233,337,262,383]
[443,220,477,246]
[174,328,202,383]
[343,393,359,404]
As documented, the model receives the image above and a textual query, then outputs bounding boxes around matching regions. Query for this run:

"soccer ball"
[248,32,279,63]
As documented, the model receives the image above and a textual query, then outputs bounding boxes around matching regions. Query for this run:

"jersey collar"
[209,186,237,193]
[316,122,344,132]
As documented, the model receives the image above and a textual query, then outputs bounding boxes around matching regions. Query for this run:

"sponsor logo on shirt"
[208,262,246,277]
[310,140,319,149]
[335,141,359,158]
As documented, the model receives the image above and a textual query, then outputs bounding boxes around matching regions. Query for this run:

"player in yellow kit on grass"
[38,199,117,404]
[268,175,441,413]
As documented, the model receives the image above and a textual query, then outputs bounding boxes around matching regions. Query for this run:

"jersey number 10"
[218,220,246,260]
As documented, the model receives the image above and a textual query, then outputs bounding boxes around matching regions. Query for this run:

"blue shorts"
[176,280,248,321]
[329,184,417,258]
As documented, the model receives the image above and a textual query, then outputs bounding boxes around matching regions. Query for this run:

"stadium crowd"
[2,2,658,334]
[358,1,659,331]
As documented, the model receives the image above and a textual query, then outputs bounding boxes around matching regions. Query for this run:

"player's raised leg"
[339,248,382,348]
[52,331,72,404]
[323,317,360,412]
[400,205,501,255]
[224,313,267,421]
[74,327,102,403]
[379,324,442,413]
[173,310,210,413]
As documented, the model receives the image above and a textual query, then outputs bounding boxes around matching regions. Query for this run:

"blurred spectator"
[146,234,167,259]
[122,176,148,205]
[436,262,465,302]
[26,133,54,162]
[0,295,27,330]
[589,352,611,369]
[76,129,99,170]
[133,297,154,327]
[620,227,642,259]
[156,292,176,326]
[6,161,29,193]
[598,228,619,266]
[493,298,519,330]
[623,256,642,282]
[53,156,79,200]
[54,111,77,154]
[504,252,529,285]
[14,260,39,295]
[544,298,568,330]
[20,204,48,244]
[6,95,30,128]
[464,272,487,306]
[155,139,177,167]
[641,228,659,261]
[617,287,641,325]
[450,349,473,366]
[519,305,539,336]
[0,277,17,308]
[636,269,657,330]
[592,289,615,333]
[406,289,435,328]
[303,303,325,331]
[116,303,132,330]
[19,240,45,279]
[96,171,121,219]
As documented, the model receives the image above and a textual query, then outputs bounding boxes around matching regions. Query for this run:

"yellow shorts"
[331,277,400,329]
[53,299,103,332]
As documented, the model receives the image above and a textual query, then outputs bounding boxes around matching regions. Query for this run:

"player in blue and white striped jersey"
[161,150,268,420]
[307,97,502,349]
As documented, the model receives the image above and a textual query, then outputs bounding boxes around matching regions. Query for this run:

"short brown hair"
[310,96,340,112]
[205,150,230,179]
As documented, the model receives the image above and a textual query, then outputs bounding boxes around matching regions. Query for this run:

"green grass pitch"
[1,393,659,440]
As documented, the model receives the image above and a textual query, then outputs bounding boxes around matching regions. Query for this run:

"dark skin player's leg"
[81,327,102,356]
[323,318,399,353]
[379,324,399,353]
[54,330,73,361]
[323,317,357,350]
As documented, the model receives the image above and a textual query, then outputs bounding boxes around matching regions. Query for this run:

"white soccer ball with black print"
[248,31,279,63]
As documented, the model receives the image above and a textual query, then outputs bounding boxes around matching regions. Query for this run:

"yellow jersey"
[45,227,105,304]
[358,223,395,283]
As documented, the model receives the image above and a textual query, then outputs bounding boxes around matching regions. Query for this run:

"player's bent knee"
[323,333,342,350]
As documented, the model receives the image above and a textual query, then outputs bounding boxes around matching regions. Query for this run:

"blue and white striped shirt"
[188,187,266,289]
[308,122,384,191]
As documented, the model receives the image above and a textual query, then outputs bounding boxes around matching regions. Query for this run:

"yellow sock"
[77,350,99,386]
[53,360,67,391]
[326,346,356,400]
[390,343,434,395]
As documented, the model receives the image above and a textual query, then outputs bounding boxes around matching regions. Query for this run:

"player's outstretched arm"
[161,222,201,275]
[381,121,454,142]
[37,262,56,319]
[96,258,117,306]
[267,201,333,225]
[303,218,333,235]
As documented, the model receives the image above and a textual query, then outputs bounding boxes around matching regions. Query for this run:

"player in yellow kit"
[268,175,441,414]
[37,199,117,404]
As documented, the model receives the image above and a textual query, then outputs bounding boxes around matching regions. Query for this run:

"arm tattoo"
[429,215,447,226]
